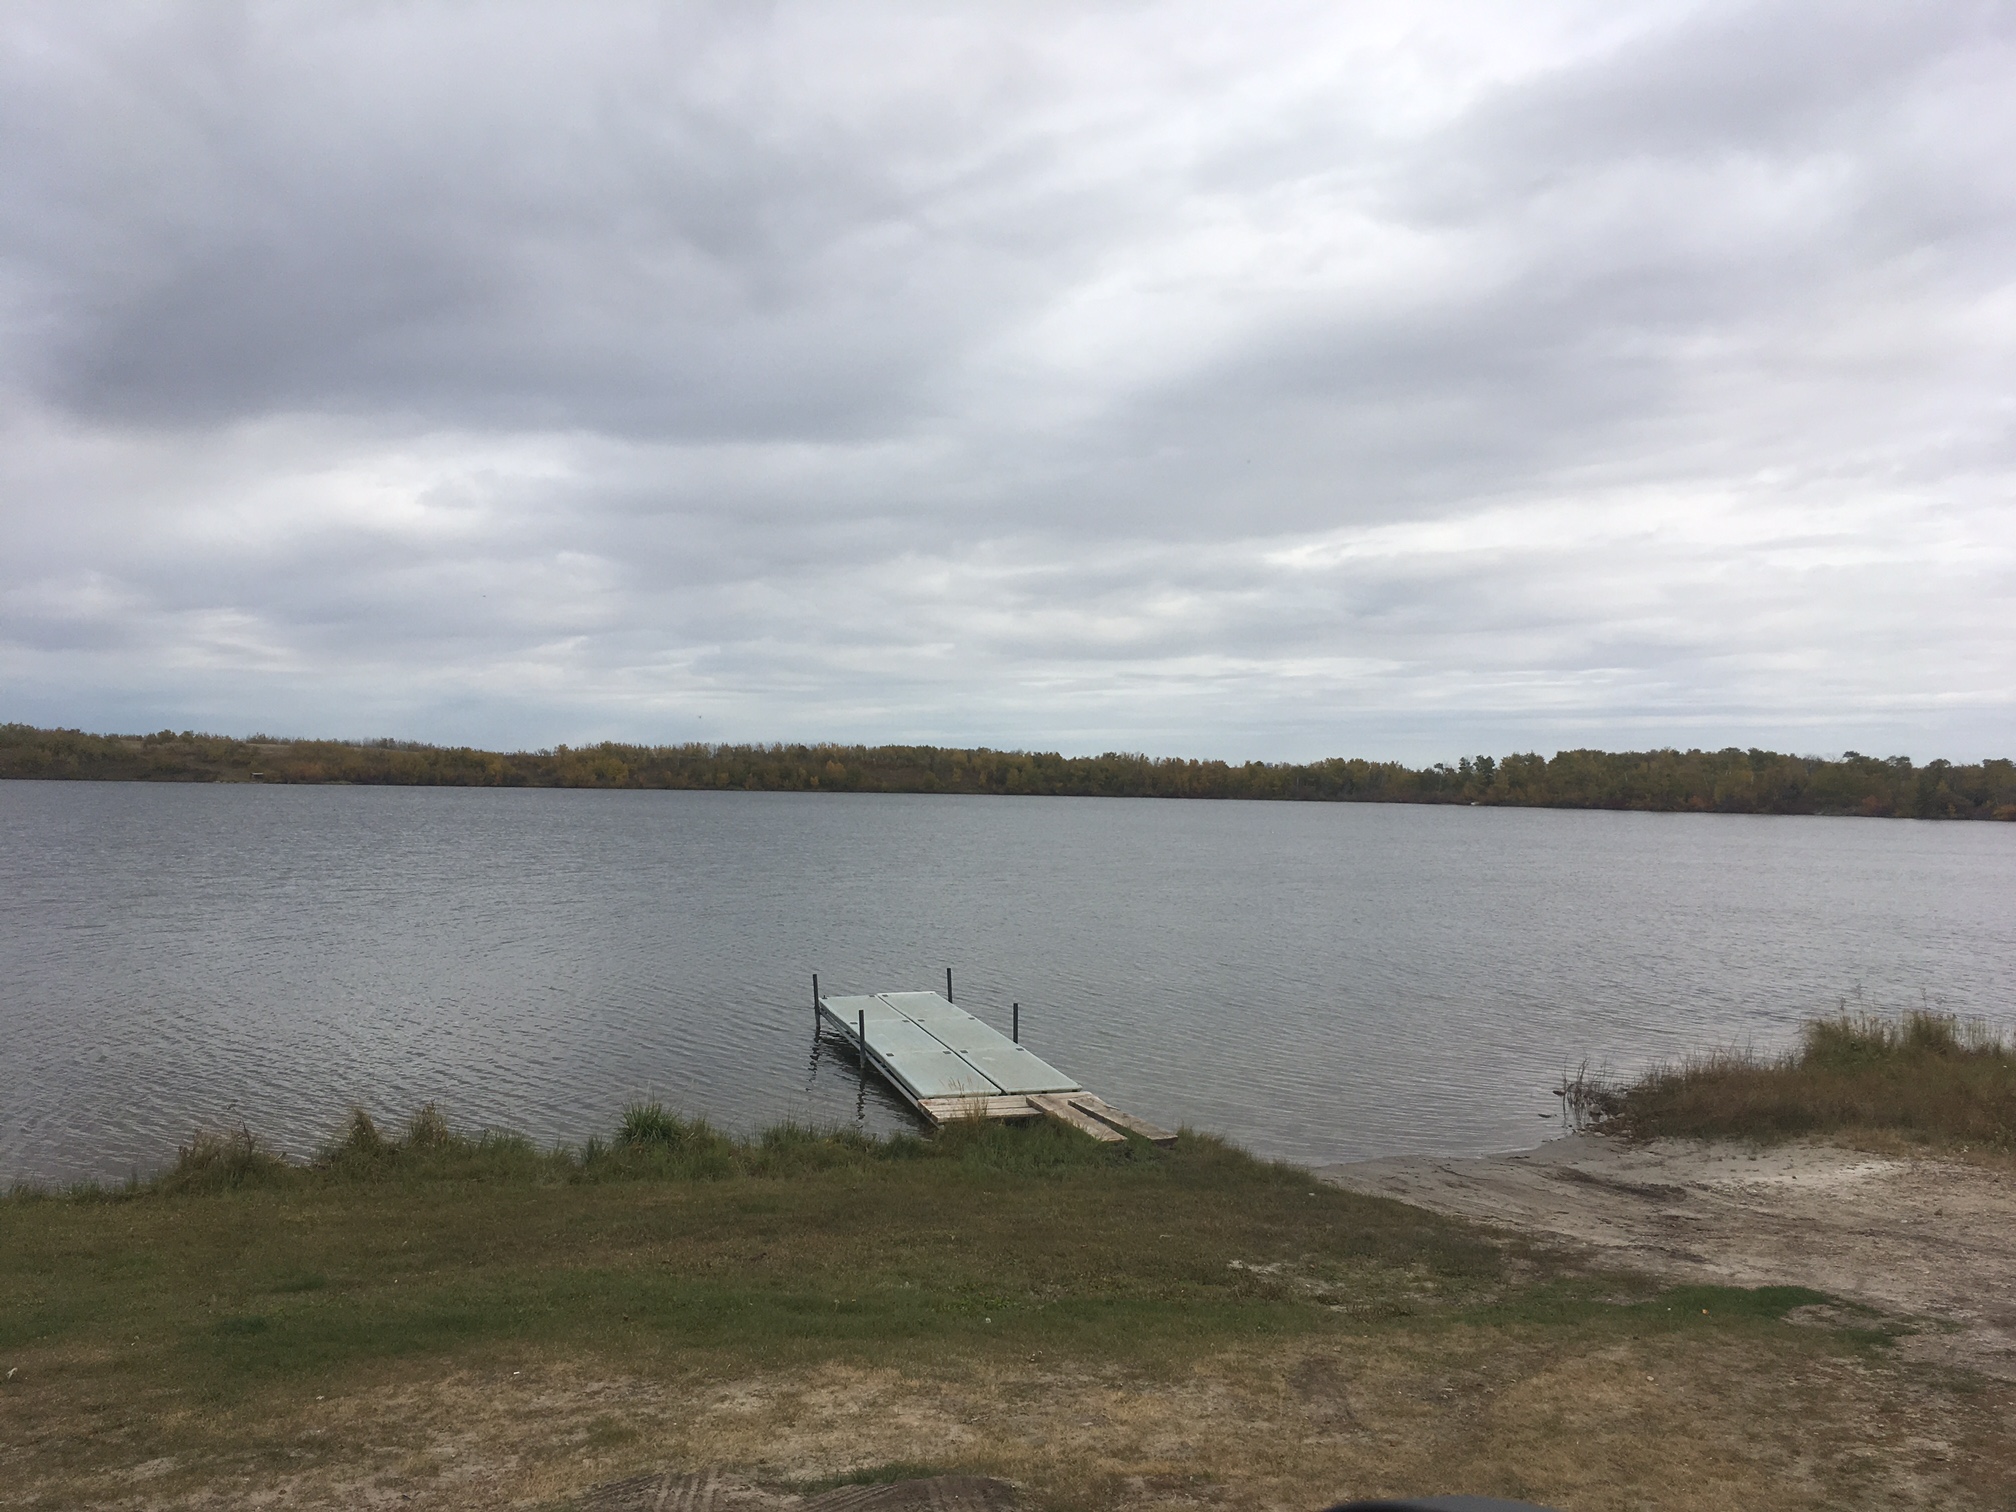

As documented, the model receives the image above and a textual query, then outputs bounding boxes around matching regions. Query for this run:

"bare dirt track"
[1317,1134,2016,1378]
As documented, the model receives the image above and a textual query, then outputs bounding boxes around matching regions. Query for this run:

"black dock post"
[812,973,819,1016]
[946,966,954,1001]
[857,1008,867,1058]
[1012,1001,1019,1043]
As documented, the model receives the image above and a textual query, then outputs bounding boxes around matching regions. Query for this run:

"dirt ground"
[13,1136,2016,1509]
[1317,1134,2016,1379]
[21,1336,2008,1512]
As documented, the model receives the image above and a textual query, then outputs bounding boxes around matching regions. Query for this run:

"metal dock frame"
[814,981,1174,1145]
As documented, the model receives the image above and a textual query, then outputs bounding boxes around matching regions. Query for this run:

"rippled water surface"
[4,781,2013,1183]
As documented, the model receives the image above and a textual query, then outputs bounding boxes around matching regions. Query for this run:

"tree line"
[3,722,2012,820]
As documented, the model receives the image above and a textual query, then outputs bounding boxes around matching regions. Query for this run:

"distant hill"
[4,722,2012,820]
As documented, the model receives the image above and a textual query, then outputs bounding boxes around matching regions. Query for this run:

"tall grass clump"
[6,1097,1175,1203]
[314,1105,563,1182]
[595,1100,738,1178]
[615,1100,712,1148]
[1591,1011,2016,1149]
[159,1127,295,1193]
[923,1112,1143,1174]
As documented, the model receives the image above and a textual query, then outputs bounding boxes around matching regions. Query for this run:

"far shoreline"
[6,723,2014,821]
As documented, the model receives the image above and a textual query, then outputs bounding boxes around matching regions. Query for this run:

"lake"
[3,780,2012,1185]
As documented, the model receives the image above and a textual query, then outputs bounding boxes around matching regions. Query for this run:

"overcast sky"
[2,1,2012,762]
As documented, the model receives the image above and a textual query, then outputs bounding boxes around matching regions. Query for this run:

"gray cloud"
[2,0,2012,760]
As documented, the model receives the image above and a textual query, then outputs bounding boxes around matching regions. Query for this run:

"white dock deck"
[818,989,1174,1145]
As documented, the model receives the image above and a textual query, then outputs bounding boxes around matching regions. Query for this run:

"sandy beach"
[1319,1134,2016,1378]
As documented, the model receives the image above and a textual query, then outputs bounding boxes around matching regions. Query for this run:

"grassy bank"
[7,1106,1507,1374]
[3,1106,2011,1511]
[1581,1012,2016,1150]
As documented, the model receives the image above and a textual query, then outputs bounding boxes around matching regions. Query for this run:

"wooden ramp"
[818,989,1175,1146]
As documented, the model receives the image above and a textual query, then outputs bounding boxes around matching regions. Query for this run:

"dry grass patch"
[5,1329,2011,1511]
[5,1111,2011,1510]
[1578,1012,2016,1152]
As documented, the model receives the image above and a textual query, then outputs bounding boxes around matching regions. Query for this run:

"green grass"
[1581,1011,2016,1149]
[7,1105,1985,1512]
[1470,1279,1830,1330]
[0,1107,1509,1403]
[0,1100,1883,1424]
[788,1462,957,1493]
[103,1101,1181,1198]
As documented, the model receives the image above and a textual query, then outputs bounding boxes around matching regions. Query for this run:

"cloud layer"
[4,0,2012,759]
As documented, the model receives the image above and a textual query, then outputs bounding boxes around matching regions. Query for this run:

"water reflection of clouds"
[3,785,2011,1184]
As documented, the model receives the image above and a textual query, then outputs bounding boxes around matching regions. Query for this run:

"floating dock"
[816,985,1175,1145]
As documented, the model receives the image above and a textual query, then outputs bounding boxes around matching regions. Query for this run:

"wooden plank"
[915,1094,1039,1124]
[1028,1092,1124,1143]
[1067,1093,1177,1146]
